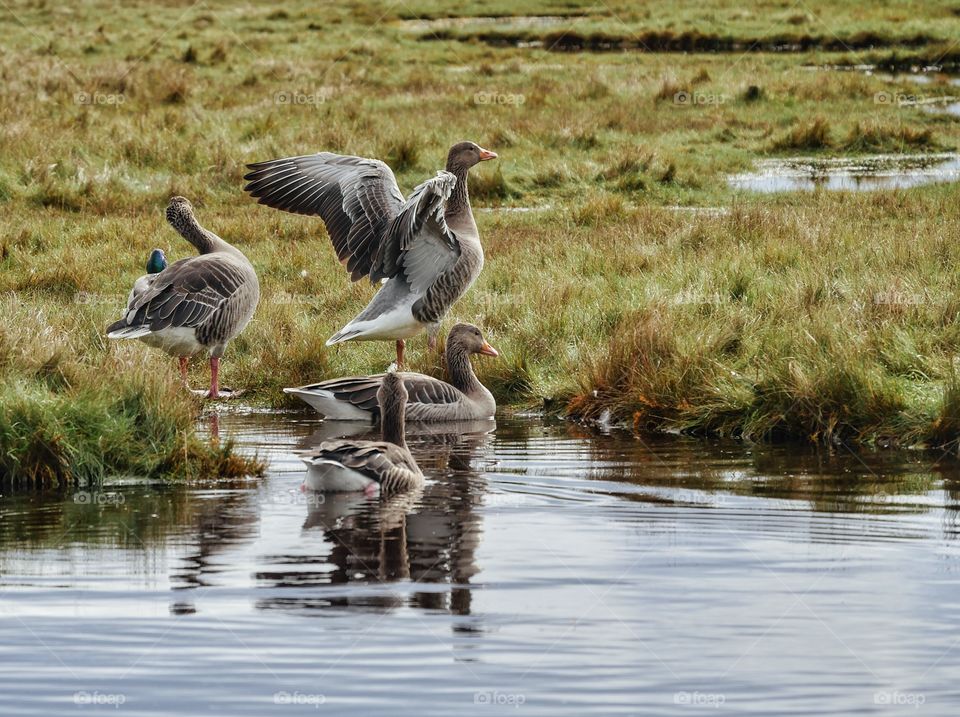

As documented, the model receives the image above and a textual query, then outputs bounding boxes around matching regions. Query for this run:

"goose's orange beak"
[478,148,498,161]
[479,342,499,357]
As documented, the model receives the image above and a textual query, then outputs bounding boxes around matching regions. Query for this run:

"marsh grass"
[0,298,264,486]
[773,117,833,150]
[4,0,960,475]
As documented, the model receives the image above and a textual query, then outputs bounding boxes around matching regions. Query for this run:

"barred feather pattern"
[411,237,483,325]
[106,197,259,357]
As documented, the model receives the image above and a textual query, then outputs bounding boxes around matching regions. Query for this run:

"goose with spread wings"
[243,141,497,366]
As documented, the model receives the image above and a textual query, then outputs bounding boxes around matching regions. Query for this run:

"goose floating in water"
[106,196,260,398]
[300,368,424,495]
[243,141,496,367]
[285,323,499,421]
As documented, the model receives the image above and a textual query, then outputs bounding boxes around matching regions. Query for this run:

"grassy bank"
[3,0,960,467]
[0,297,264,485]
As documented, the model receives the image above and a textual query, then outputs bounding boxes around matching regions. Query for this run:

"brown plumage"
[285,323,499,421]
[106,196,260,398]
[300,370,424,494]
[243,141,497,366]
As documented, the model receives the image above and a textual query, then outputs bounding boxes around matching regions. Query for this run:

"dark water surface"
[3,413,960,715]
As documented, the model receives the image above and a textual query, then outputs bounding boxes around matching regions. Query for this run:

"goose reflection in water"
[254,419,496,616]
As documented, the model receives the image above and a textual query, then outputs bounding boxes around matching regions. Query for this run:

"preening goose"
[106,197,260,398]
[285,323,499,422]
[300,368,423,495]
[243,141,497,366]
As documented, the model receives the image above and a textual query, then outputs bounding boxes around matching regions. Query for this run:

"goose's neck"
[445,163,476,232]
[173,214,230,255]
[447,344,481,395]
[381,397,407,449]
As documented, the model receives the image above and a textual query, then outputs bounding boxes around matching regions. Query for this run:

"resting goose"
[285,323,499,421]
[243,141,497,366]
[300,368,423,495]
[106,196,260,398]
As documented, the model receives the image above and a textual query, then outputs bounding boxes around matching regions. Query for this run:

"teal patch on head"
[146,249,167,274]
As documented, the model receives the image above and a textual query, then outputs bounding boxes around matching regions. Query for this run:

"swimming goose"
[285,323,499,421]
[243,141,497,367]
[106,196,260,398]
[300,368,423,495]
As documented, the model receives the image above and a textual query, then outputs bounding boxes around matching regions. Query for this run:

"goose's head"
[446,141,497,172]
[448,323,499,357]
[165,196,195,227]
[146,248,167,274]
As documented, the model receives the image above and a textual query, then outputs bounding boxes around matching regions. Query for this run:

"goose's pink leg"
[396,340,405,369]
[208,357,220,399]
[178,356,189,384]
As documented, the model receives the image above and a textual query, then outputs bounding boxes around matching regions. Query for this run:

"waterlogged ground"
[729,153,960,192]
[3,414,960,715]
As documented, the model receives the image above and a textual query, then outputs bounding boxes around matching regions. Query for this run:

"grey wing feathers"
[307,372,464,414]
[307,375,384,412]
[120,256,246,333]
[243,153,405,282]
[314,440,421,492]
[378,171,460,293]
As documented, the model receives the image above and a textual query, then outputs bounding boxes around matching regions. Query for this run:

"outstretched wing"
[114,256,245,334]
[378,171,461,296]
[243,153,405,282]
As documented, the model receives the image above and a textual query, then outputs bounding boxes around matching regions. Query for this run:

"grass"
[772,117,941,152]
[0,298,264,486]
[4,0,960,482]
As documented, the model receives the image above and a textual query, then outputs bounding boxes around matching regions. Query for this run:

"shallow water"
[729,153,960,192]
[397,15,576,32]
[804,64,960,87]
[3,413,960,715]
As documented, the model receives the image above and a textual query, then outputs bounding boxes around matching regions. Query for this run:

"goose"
[243,141,497,367]
[284,323,499,421]
[106,196,260,398]
[300,368,423,495]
